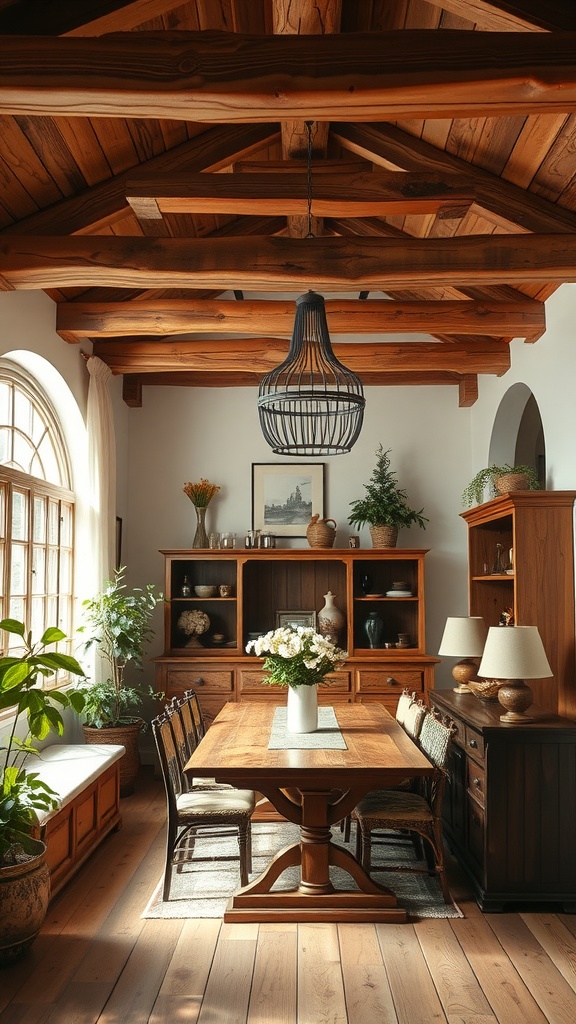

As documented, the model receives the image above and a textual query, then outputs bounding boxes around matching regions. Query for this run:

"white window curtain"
[87,356,116,593]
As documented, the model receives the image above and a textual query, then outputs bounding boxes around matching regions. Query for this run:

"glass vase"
[192,505,209,549]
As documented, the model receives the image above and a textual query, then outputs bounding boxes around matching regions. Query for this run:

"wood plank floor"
[2,768,576,1024]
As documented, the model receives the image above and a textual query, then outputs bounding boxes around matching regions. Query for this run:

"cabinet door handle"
[473,777,481,787]
[386,677,397,685]
[195,677,205,686]
[469,739,478,749]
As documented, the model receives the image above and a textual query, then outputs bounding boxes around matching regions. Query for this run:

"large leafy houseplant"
[348,445,428,532]
[73,568,162,729]
[461,464,540,508]
[0,619,85,865]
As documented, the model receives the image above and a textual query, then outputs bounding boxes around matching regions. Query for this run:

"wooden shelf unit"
[155,547,438,725]
[461,491,576,718]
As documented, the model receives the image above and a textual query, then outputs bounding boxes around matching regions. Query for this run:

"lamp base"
[497,679,534,723]
[452,658,479,694]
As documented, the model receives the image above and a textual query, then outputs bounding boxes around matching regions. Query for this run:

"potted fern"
[71,568,162,795]
[0,619,85,963]
[461,464,540,508]
[348,445,428,547]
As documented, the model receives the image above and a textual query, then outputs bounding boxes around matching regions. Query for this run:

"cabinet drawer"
[165,668,234,693]
[465,725,485,761]
[467,759,486,808]
[357,668,423,693]
[239,669,351,692]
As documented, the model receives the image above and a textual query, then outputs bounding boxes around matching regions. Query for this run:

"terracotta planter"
[495,473,529,495]
[0,837,50,965]
[369,525,399,548]
[82,721,142,796]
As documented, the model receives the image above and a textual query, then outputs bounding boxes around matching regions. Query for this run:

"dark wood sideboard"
[431,689,576,912]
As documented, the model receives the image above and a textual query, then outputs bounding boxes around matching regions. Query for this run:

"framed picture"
[275,610,317,630]
[252,463,325,537]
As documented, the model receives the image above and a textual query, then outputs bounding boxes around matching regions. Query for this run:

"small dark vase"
[365,610,384,649]
[361,574,373,596]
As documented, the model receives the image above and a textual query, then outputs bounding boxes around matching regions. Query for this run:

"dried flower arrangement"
[183,479,220,507]
[177,609,210,637]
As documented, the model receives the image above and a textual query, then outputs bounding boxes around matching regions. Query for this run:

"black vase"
[365,611,384,649]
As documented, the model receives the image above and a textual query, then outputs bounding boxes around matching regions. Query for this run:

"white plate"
[385,590,412,596]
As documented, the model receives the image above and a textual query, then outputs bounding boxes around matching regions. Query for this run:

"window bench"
[28,743,124,897]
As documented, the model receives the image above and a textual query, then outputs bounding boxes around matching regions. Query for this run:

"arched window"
[0,362,74,669]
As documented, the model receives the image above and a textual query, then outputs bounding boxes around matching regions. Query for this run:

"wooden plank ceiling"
[0,0,575,407]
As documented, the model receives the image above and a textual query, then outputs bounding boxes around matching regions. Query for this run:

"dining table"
[184,700,435,923]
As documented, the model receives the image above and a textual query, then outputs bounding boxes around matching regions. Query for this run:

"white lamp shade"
[438,616,487,657]
[478,625,553,680]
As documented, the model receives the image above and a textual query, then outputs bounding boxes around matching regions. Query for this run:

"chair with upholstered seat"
[352,712,454,903]
[402,698,427,741]
[395,688,416,728]
[152,709,255,900]
[168,693,233,792]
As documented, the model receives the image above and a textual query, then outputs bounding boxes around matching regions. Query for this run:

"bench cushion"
[25,743,125,824]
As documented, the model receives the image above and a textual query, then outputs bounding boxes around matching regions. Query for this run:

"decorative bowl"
[468,679,501,702]
[194,585,217,598]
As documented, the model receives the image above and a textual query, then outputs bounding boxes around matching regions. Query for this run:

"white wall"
[2,284,575,698]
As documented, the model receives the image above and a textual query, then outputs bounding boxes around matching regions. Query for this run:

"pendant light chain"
[256,120,366,457]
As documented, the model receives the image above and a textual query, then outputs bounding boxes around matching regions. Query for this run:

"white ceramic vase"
[286,683,318,733]
[317,591,345,647]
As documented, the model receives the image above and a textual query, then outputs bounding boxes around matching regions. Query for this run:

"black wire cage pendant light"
[257,122,365,457]
[258,290,366,456]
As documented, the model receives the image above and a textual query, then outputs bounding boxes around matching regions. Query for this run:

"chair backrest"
[418,713,453,770]
[183,688,206,740]
[166,696,192,771]
[395,689,415,727]
[152,712,185,810]
[177,692,201,756]
[403,699,427,740]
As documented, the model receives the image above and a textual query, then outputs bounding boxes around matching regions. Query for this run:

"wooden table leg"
[223,785,407,923]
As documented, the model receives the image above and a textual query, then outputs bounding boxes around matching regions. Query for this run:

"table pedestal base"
[223,785,408,923]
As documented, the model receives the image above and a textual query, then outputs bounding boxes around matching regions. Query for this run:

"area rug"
[142,822,463,920]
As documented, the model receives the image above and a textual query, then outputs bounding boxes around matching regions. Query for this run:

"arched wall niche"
[488,383,546,487]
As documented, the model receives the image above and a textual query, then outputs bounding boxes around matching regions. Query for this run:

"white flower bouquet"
[245,625,347,688]
[178,609,210,637]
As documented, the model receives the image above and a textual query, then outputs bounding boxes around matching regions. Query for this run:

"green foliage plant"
[348,445,428,531]
[0,619,85,865]
[72,568,162,729]
[461,464,540,508]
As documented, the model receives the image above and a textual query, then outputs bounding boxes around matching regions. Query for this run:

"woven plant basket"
[369,525,399,548]
[82,721,142,796]
[495,473,529,495]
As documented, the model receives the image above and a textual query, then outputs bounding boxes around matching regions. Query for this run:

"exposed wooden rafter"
[55,298,545,342]
[1,31,575,121]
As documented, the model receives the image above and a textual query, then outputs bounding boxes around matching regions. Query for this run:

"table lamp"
[477,625,553,722]
[438,616,488,693]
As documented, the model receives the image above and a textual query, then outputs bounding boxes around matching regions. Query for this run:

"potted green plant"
[72,568,162,795]
[348,445,428,547]
[0,618,85,964]
[461,464,540,508]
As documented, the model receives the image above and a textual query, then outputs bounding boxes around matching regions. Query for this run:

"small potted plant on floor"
[0,619,85,963]
[461,464,540,507]
[348,445,428,547]
[71,568,162,796]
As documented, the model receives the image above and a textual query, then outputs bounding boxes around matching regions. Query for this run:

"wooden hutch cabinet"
[431,688,576,912]
[461,490,576,718]
[154,547,437,725]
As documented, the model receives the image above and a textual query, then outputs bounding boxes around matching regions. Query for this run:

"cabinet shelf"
[155,547,437,724]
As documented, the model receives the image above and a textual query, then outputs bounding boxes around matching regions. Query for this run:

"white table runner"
[268,706,348,750]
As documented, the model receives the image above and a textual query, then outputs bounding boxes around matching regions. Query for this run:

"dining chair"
[183,688,206,740]
[402,698,427,741]
[352,712,455,903]
[395,688,416,727]
[168,694,233,792]
[152,709,255,900]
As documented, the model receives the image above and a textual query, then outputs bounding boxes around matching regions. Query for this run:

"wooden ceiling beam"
[91,337,511,376]
[0,124,280,237]
[436,1,574,32]
[0,1,180,35]
[333,122,576,235]
[125,171,474,220]
[56,297,544,341]
[3,234,576,291]
[1,31,576,121]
